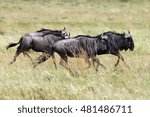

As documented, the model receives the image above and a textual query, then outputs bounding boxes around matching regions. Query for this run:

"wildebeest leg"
[60,58,69,70]
[119,54,130,69]
[10,51,21,64]
[92,57,106,71]
[59,57,73,74]
[114,55,120,67]
[84,57,91,69]
[91,59,95,68]
[34,53,51,68]
[52,54,57,69]
[115,53,130,69]
[23,52,34,64]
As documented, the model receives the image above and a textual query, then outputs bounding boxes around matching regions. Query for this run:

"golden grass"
[0,0,150,99]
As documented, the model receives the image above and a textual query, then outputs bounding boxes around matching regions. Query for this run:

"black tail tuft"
[6,38,22,50]
[6,43,18,50]
[6,42,19,50]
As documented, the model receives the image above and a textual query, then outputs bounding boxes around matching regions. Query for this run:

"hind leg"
[92,57,106,71]
[52,54,57,69]
[23,52,34,64]
[59,56,73,75]
[10,51,21,64]
[59,57,69,70]
[84,57,91,69]
[34,53,51,68]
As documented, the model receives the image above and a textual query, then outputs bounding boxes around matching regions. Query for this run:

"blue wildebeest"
[51,31,134,73]
[52,35,107,73]
[6,27,70,68]
[99,31,134,67]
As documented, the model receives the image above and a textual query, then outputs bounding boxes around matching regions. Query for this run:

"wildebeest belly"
[97,50,108,55]
[65,47,82,57]
[53,40,87,58]
[64,41,86,57]
[31,37,52,53]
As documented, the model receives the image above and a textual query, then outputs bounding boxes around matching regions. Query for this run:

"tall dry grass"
[0,0,150,99]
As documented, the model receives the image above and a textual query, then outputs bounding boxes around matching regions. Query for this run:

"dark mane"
[36,28,54,32]
[103,31,125,36]
[74,35,94,38]
[43,32,62,37]
[95,33,102,38]
[36,28,62,37]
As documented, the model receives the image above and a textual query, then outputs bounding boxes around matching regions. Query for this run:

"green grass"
[0,0,150,99]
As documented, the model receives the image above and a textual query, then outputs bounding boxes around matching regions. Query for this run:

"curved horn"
[128,30,130,34]
[100,33,103,38]
[63,26,66,31]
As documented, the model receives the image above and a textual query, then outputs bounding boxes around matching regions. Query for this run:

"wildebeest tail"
[6,38,22,50]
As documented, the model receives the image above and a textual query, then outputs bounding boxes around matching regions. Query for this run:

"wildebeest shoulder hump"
[74,35,94,38]
[103,31,125,36]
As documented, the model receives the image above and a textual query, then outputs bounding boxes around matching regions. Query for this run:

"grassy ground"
[0,0,150,99]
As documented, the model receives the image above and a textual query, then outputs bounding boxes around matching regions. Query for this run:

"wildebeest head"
[124,31,134,51]
[37,27,70,39]
[61,27,70,39]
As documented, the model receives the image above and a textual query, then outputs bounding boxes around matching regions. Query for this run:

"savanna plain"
[0,0,150,99]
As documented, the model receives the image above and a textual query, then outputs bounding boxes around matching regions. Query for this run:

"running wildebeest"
[51,34,108,72]
[6,27,70,68]
[51,31,134,72]
[99,31,134,67]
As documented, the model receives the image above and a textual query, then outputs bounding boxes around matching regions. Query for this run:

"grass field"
[0,0,150,99]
